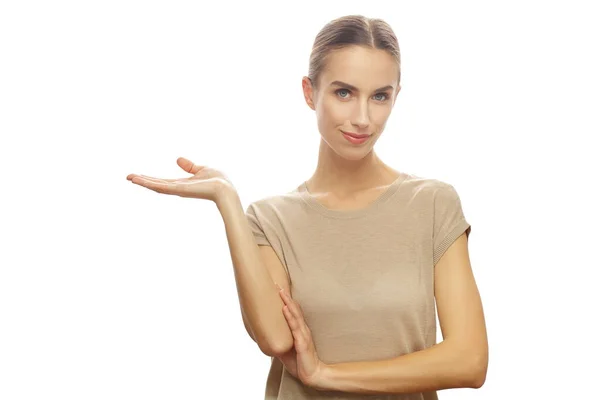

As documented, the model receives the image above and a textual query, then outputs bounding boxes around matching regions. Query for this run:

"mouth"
[341,131,371,145]
[341,130,370,138]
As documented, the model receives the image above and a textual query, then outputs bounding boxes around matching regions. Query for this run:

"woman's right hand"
[126,157,234,203]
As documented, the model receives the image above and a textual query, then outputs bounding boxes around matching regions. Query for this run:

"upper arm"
[244,201,291,294]
[241,244,292,351]
[434,232,488,385]
[258,244,291,295]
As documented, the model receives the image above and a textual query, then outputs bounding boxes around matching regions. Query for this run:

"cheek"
[372,109,393,130]
[317,100,392,132]
[321,100,347,123]
[373,105,393,120]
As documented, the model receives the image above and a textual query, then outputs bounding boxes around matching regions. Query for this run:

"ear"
[302,76,316,110]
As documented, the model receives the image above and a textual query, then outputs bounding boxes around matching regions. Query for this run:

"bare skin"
[125,45,407,386]
[277,45,405,384]
[127,158,296,358]
[126,157,233,204]
[302,45,402,199]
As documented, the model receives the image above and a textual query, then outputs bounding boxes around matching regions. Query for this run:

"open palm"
[126,157,232,202]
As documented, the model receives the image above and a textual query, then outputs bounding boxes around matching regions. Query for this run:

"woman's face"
[302,45,401,160]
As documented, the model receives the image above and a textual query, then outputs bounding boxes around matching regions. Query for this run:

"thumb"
[177,157,203,175]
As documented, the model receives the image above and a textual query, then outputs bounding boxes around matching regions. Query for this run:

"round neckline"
[297,173,409,219]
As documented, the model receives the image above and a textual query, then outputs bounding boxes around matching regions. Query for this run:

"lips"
[341,131,370,138]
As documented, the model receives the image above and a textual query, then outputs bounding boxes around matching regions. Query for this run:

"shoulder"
[245,186,305,216]
[400,172,457,198]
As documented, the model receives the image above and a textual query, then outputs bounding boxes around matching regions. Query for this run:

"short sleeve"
[244,201,291,285]
[433,184,471,266]
[245,203,271,246]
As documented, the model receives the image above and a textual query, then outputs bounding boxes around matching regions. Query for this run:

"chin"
[334,145,374,161]
[321,134,375,159]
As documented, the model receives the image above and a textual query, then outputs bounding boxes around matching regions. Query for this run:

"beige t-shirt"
[245,173,471,400]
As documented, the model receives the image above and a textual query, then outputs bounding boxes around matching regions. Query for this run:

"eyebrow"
[329,80,394,92]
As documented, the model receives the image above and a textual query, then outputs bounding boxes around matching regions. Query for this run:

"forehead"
[320,46,399,89]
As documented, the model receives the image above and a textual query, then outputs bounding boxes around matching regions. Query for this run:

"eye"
[335,89,390,102]
[335,89,350,98]
[374,93,390,102]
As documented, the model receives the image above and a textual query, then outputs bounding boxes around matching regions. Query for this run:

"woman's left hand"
[277,285,328,390]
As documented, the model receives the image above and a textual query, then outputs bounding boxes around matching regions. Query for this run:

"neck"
[307,138,396,196]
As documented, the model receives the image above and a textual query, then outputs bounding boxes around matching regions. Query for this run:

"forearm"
[316,340,485,394]
[216,188,293,356]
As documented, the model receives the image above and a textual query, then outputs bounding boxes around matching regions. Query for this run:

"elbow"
[257,331,294,358]
[268,334,294,358]
[249,311,295,357]
[470,370,487,389]
[257,339,279,357]
[452,336,488,389]
[466,351,488,389]
[267,317,295,357]
[258,342,277,357]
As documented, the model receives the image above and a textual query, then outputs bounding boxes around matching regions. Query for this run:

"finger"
[280,292,311,337]
[132,174,183,183]
[279,290,298,319]
[129,175,168,184]
[139,174,179,183]
[177,157,204,175]
[137,174,180,184]
[284,306,309,350]
[283,305,302,332]
[131,176,177,195]
[280,289,305,320]
[128,174,172,183]
[283,305,312,354]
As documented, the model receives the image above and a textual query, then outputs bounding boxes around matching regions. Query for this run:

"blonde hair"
[308,15,401,90]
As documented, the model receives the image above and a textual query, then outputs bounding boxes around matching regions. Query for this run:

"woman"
[127,14,488,400]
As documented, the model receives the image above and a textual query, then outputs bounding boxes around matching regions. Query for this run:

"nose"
[351,99,370,129]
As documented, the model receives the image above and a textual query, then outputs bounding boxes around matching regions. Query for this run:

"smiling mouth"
[342,131,371,145]
[341,131,370,138]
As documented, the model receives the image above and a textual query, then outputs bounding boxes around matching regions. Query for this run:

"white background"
[1,0,598,399]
